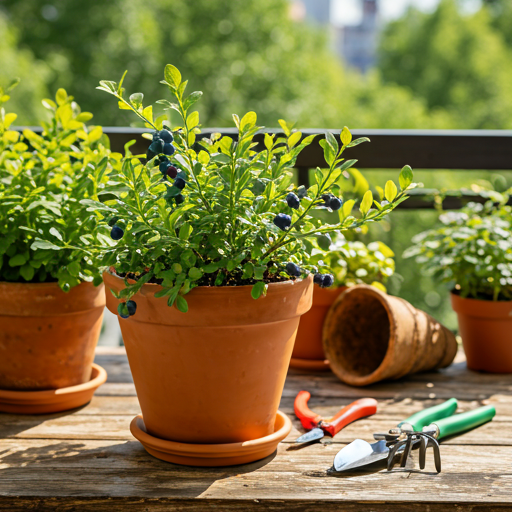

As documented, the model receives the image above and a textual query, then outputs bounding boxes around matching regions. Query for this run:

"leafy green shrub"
[311,236,395,291]
[404,194,512,301]
[94,65,415,314]
[0,84,116,290]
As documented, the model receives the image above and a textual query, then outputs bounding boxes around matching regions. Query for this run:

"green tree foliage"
[379,0,512,129]
[0,14,49,124]
[0,0,447,129]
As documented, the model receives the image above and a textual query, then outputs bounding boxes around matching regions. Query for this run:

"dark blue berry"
[174,177,186,190]
[273,213,292,231]
[321,194,331,207]
[159,161,170,175]
[167,165,178,179]
[321,274,334,288]
[313,273,324,286]
[285,262,301,277]
[126,300,137,316]
[152,131,160,140]
[159,155,169,164]
[119,311,130,319]
[297,185,307,199]
[146,148,157,161]
[286,192,300,209]
[110,225,124,241]
[329,197,342,211]
[149,140,164,155]
[175,194,185,205]
[107,216,119,227]
[160,129,173,143]
[163,143,175,156]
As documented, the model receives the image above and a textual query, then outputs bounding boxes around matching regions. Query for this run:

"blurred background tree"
[1,0,511,335]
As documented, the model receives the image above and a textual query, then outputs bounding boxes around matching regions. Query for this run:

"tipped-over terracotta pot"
[290,286,346,370]
[323,285,457,386]
[451,292,512,373]
[0,281,105,390]
[104,271,313,445]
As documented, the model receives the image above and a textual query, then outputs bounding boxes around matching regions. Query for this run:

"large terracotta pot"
[0,281,105,390]
[104,271,313,444]
[451,292,512,373]
[323,285,458,386]
[290,286,346,370]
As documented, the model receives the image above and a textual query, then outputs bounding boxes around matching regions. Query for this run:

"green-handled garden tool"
[332,398,496,473]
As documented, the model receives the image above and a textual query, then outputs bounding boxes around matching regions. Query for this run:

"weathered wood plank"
[0,440,511,505]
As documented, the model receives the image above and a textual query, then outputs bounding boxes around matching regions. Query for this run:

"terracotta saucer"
[130,410,292,467]
[289,357,331,371]
[0,363,107,414]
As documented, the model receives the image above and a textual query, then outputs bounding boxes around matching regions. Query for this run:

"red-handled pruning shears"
[294,390,378,444]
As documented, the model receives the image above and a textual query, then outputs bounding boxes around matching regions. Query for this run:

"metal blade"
[333,439,389,472]
[295,428,324,444]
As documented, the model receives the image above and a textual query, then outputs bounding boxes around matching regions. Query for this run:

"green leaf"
[240,111,257,131]
[129,92,143,108]
[340,199,355,221]
[55,88,67,106]
[399,165,414,190]
[49,227,63,241]
[288,131,302,148]
[183,91,202,110]
[9,254,27,267]
[347,137,370,148]
[384,180,398,202]
[179,223,193,241]
[251,281,268,299]
[202,263,219,273]
[325,131,339,154]
[164,64,182,88]
[186,111,199,130]
[31,239,61,251]
[176,295,189,313]
[188,267,202,280]
[340,126,352,146]
[360,190,373,216]
[67,261,81,277]
[19,263,35,281]
[278,119,291,136]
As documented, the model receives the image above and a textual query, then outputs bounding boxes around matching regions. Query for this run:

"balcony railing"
[19,127,512,209]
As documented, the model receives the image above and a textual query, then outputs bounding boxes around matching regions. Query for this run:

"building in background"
[337,0,379,72]
[290,0,380,73]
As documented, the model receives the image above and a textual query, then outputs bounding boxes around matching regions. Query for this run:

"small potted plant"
[291,236,395,370]
[95,64,414,465]
[0,83,112,412]
[405,195,512,373]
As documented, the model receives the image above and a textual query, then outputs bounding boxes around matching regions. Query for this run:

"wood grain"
[1,347,511,511]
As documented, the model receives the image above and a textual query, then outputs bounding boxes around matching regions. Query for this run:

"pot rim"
[450,290,512,318]
[105,268,308,294]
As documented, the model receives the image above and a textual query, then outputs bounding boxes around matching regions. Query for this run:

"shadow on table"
[0,438,276,498]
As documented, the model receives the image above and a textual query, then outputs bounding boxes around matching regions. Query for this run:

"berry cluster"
[321,194,342,211]
[147,129,175,161]
[313,273,334,288]
[118,300,137,319]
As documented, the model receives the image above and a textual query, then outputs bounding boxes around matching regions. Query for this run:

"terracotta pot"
[290,286,346,370]
[323,285,457,386]
[104,271,313,444]
[451,292,512,373]
[0,281,105,390]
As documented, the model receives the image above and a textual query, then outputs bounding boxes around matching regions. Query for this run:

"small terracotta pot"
[290,286,346,370]
[0,281,105,390]
[104,271,313,445]
[451,292,512,373]
[323,285,457,386]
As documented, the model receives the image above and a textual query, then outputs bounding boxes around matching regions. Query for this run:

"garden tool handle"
[433,405,496,440]
[294,391,323,430]
[321,398,378,437]
[399,398,458,431]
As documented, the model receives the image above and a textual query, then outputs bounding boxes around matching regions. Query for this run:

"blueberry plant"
[95,65,415,315]
[405,194,512,301]
[310,236,395,291]
[0,82,116,290]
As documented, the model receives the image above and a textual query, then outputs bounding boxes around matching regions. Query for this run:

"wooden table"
[1,347,511,511]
